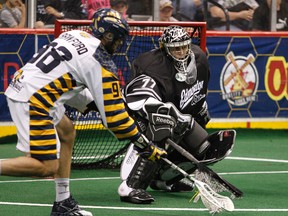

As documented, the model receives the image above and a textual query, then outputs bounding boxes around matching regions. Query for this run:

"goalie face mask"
[159,25,196,84]
[173,51,197,85]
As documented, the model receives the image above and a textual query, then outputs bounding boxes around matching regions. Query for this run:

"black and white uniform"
[118,44,211,197]
[125,44,210,128]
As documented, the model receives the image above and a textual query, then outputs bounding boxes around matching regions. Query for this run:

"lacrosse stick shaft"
[166,138,243,197]
[161,157,193,181]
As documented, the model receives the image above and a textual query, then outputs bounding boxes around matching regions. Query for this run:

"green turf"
[1,129,288,215]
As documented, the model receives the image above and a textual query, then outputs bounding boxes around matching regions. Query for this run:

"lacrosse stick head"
[192,179,234,214]
[195,169,242,199]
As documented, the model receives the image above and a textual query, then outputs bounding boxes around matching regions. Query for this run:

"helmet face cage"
[159,26,197,84]
[159,25,192,61]
[89,8,129,42]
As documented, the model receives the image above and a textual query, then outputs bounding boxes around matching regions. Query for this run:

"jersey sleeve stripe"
[103,88,112,94]
[105,108,126,117]
[113,127,140,140]
[110,122,137,135]
[104,98,124,106]
[116,132,140,141]
[102,76,118,83]
[64,73,77,88]
[106,112,132,125]
[107,116,131,128]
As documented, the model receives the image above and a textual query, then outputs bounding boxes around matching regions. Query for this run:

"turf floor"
[0,129,288,215]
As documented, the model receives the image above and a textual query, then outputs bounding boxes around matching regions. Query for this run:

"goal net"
[54,20,207,169]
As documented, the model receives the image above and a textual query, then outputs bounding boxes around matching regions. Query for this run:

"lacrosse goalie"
[118,25,236,204]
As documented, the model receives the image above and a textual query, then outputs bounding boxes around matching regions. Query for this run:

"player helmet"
[159,26,197,84]
[89,8,129,53]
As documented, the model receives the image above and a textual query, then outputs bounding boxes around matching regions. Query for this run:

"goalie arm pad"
[123,74,163,113]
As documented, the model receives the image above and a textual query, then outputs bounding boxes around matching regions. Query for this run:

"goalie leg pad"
[118,144,158,204]
[120,143,139,181]
[126,157,159,190]
[201,129,236,164]
[180,120,210,159]
[120,143,159,189]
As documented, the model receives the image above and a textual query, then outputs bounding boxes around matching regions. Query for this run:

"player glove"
[134,134,167,161]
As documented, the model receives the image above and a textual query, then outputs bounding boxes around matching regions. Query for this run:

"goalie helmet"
[89,8,129,53]
[159,25,197,84]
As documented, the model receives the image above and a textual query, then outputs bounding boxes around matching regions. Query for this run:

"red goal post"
[54,20,207,169]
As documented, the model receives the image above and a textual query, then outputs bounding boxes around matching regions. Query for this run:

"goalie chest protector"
[132,45,210,117]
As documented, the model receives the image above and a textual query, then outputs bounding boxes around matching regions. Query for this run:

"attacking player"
[118,25,235,204]
[0,8,166,215]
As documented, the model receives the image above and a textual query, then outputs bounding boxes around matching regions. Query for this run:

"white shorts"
[7,98,66,160]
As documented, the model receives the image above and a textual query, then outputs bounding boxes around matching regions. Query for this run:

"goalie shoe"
[51,195,93,216]
[118,181,155,204]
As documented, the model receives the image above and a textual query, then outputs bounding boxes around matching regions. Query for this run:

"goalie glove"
[143,98,193,143]
[134,134,167,161]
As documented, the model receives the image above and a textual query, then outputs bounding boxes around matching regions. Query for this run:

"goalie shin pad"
[120,143,139,181]
[126,157,159,190]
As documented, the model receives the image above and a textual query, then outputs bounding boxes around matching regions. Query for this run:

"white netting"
[195,169,236,199]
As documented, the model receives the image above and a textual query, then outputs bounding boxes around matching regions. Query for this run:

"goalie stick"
[161,157,234,213]
[166,138,243,198]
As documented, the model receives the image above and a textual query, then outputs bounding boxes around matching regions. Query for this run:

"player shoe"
[120,189,155,204]
[50,195,93,216]
[150,179,194,192]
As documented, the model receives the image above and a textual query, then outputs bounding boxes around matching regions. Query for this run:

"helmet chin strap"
[174,51,197,85]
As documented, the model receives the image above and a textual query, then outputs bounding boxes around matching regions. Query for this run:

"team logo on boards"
[220,52,259,106]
